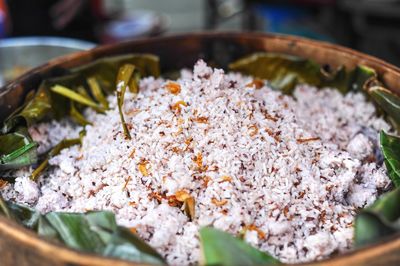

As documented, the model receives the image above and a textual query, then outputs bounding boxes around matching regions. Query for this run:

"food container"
[0,37,95,86]
[0,32,400,266]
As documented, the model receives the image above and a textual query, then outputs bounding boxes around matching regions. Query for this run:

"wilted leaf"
[380,131,400,187]
[0,196,12,219]
[87,77,109,109]
[199,227,280,266]
[116,64,136,139]
[2,85,52,134]
[369,87,400,128]
[51,85,105,113]
[70,101,92,126]
[71,54,160,94]
[184,197,195,221]
[355,187,400,247]
[229,53,321,94]
[320,65,376,94]
[229,53,378,95]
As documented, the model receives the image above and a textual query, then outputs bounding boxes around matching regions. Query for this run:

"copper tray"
[1,32,400,266]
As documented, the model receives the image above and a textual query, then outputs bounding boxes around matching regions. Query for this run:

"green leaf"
[350,65,377,91]
[31,138,81,181]
[51,85,105,113]
[199,227,280,266]
[355,187,400,247]
[37,216,61,241]
[85,211,118,233]
[103,227,165,265]
[380,131,400,187]
[354,212,397,248]
[0,127,38,171]
[7,201,41,228]
[46,212,105,252]
[320,65,376,94]
[369,87,400,128]
[0,200,166,264]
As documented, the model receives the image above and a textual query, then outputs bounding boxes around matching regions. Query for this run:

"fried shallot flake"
[263,110,279,122]
[184,196,195,220]
[0,179,8,189]
[128,148,136,158]
[246,78,264,89]
[175,190,191,201]
[244,224,266,239]
[122,176,132,191]
[193,152,207,172]
[165,81,181,95]
[171,100,187,112]
[202,176,211,187]
[219,175,232,183]
[265,127,281,142]
[296,137,321,143]
[211,197,228,206]
[248,124,259,137]
[128,201,137,207]
[177,118,185,125]
[192,116,209,124]
[138,159,150,176]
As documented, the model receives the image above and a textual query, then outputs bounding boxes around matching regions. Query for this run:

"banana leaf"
[380,131,400,187]
[70,54,160,94]
[321,65,376,94]
[229,53,376,94]
[0,127,38,171]
[87,77,109,109]
[199,227,280,266]
[369,87,400,128]
[51,85,106,113]
[70,101,92,126]
[7,200,41,228]
[116,64,137,139]
[229,53,321,94]
[46,212,105,252]
[355,187,400,247]
[0,199,166,265]
[1,85,52,134]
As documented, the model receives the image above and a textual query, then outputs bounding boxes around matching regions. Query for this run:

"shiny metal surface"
[0,37,95,85]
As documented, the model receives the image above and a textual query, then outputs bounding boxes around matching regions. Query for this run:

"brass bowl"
[1,32,400,266]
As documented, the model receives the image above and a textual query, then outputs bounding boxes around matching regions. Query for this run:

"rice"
[1,60,391,265]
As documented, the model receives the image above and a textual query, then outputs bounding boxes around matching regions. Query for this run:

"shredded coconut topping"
[1,60,391,265]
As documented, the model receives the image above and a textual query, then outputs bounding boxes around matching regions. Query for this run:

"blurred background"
[0,0,400,69]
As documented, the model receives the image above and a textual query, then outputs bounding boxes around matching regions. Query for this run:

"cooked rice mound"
[2,60,391,265]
